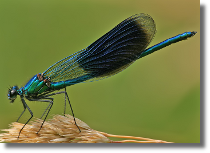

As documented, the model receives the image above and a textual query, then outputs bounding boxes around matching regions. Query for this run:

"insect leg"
[28,98,54,134]
[39,90,81,132]
[18,96,33,138]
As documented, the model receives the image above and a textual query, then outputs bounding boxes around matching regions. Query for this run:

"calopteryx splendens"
[7,13,196,138]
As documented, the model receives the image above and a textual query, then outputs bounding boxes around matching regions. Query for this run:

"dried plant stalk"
[0,114,172,143]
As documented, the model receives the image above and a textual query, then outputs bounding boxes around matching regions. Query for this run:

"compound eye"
[10,89,16,95]
[8,86,18,102]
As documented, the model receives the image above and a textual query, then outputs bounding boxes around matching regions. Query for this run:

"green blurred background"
[0,0,199,143]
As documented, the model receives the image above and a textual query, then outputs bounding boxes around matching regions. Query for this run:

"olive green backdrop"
[0,0,200,143]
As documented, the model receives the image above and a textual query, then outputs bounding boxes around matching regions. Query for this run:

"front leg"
[16,99,27,122]
[18,96,33,138]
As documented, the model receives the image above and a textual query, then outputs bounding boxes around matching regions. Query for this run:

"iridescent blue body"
[7,13,196,138]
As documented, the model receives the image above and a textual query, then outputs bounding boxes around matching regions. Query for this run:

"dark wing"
[43,13,156,83]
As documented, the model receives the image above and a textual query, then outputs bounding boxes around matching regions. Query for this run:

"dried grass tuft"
[0,114,172,143]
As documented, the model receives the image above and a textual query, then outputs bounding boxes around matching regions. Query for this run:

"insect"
[7,13,196,138]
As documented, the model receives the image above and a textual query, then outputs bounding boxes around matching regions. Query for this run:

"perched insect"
[7,13,196,138]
